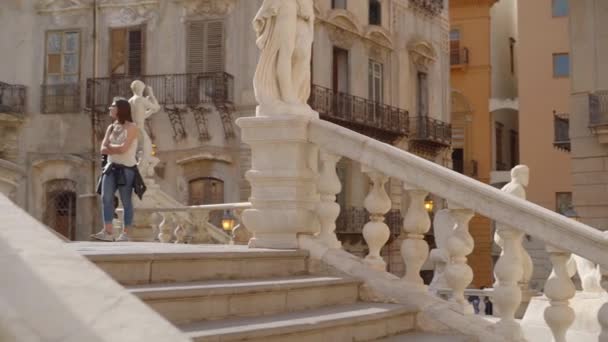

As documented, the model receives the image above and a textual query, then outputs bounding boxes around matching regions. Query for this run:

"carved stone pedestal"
[237,115,320,249]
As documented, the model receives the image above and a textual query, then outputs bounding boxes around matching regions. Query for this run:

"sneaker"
[91,230,114,242]
[115,232,130,242]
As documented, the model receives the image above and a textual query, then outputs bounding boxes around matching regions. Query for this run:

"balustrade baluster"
[316,150,342,249]
[599,265,608,342]
[158,213,175,243]
[493,224,525,338]
[149,212,163,242]
[401,185,430,287]
[445,205,474,313]
[543,245,576,342]
[361,166,391,271]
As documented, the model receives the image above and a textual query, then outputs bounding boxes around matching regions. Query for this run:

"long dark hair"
[112,97,133,124]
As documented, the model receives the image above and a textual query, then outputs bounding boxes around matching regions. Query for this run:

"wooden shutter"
[127,28,144,75]
[110,28,127,75]
[187,20,224,74]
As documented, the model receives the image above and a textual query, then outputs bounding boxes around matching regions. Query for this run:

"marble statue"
[129,80,160,178]
[252,0,317,117]
[571,254,603,293]
[494,165,534,289]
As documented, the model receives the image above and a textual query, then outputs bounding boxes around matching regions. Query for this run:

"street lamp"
[424,198,434,213]
[221,210,236,231]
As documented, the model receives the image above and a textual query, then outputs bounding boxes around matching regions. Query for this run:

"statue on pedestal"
[252,0,317,117]
[129,80,160,179]
[494,165,534,289]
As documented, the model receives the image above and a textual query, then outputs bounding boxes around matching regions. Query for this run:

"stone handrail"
[0,193,190,342]
[309,119,608,265]
[118,202,251,244]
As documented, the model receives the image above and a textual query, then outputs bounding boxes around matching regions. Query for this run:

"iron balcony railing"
[450,47,469,66]
[41,83,81,114]
[0,82,26,114]
[335,207,402,237]
[553,112,570,152]
[308,84,409,137]
[410,115,452,146]
[589,91,608,127]
[86,72,234,111]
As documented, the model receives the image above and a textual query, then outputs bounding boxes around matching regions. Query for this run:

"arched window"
[369,0,381,26]
[189,177,224,226]
[43,179,77,240]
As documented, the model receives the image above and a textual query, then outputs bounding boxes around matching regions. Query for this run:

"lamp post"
[424,198,434,213]
[221,210,236,232]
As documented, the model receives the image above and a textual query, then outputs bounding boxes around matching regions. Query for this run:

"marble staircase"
[73,242,473,342]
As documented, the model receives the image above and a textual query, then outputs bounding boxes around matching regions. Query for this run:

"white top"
[107,123,138,167]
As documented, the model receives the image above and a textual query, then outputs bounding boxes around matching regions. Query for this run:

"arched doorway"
[43,179,77,240]
[188,177,224,226]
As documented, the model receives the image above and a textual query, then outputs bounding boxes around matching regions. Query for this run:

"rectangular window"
[369,0,381,25]
[553,53,570,77]
[332,47,349,93]
[332,0,347,9]
[187,20,225,74]
[110,26,144,76]
[509,37,516,74]
[552,0,568,17]
[452,148,464,174]
[368,60,383,104]
[509,130,519,167]
[417,72,429,117]
[45,30,80,84]
[495,122,504,170]
[450,29,461,65]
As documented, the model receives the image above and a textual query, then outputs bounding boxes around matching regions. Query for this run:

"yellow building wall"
[450,0,494,287]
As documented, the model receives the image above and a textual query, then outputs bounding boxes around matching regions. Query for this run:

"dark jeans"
[101,167,135,226]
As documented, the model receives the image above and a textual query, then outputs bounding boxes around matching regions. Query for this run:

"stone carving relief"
[190,107,212,141]
[408,40,437,72]
[327,26,357,50]
[174,0,237,21]
[36,0,160,27]
[409,0,445,17]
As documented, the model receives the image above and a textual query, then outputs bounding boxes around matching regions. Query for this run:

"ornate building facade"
[0,0,450,275]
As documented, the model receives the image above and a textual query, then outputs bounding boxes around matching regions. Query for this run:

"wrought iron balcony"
[553,112,570,152]
[308,84,409,142]
[0,82,26,115]
[335,207,402,237]
[450,47,469,66]
[86,72,234,112]
[41,83,80,114]
[588,91,608,144]
[410,115,452,147]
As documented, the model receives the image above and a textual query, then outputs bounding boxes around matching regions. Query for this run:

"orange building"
[449,0,498,287]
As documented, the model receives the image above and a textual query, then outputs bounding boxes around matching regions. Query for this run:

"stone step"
[179,302,417,342]
[373,332,476,342]
[128,276,361,325]
[72,242,308,285]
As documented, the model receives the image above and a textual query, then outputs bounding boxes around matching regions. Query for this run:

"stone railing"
[237,114,608,342]
[117,202,251,244]
[0,193,191,342]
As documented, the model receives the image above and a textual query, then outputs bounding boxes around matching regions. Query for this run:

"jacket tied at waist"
[96,162,147,200]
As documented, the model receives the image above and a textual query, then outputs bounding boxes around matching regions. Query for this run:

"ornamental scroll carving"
[36,0,160,26]
[174,0,237,20]
[409,0,445,17]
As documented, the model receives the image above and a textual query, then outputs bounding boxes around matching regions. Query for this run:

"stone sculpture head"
[511,165,530,187]
[130,80,145,96]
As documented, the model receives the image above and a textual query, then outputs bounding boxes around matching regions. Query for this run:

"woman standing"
[91,98,139,242]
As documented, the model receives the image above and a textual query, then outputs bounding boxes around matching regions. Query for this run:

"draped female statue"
[253,0,317,117]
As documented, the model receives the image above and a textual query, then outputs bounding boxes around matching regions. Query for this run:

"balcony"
[409,116,452,152]
[308,84,409,142]
[450,47,469,67]
[588,91,608,143]
[0,82,26,115]
[86,72,234,111]
[41,83,80,114]
[553,112,570,152]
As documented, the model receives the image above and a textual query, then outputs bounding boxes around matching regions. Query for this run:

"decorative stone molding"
[327,25,357,50]
[326,9,362,34]
[409,0,445,17]
[363,26,394,51]
[408,40,437,72]
[174,0,236,21]
[176,152,233,165]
